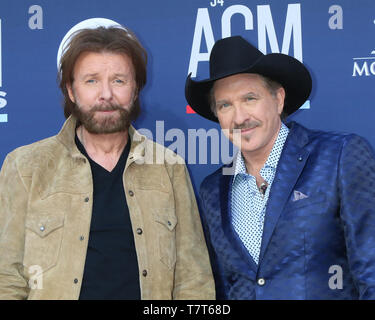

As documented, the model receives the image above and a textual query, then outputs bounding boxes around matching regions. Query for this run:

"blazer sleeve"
[0,154,29,299]
[198,186,228,300]
[338,134,375,299]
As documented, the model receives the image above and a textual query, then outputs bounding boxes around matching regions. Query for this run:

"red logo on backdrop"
[186,105,196,114]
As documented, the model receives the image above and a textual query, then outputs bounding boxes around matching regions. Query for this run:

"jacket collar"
[55,115,147,163]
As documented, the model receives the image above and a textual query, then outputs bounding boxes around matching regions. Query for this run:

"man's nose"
[99,81,113,101]
[233,103,250,127]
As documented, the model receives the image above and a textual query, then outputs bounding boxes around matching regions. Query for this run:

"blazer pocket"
[285,192,327,212]
[154,208,177,270]
[24,213,65,273]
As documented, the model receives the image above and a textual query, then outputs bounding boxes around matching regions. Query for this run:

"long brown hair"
[58,26,147,119]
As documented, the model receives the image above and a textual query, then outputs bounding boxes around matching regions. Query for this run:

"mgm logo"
[352,50,375,77]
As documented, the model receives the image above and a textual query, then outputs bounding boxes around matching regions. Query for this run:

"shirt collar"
[233,122,289,180]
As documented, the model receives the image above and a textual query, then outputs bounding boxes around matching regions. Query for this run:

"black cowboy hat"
[185,36,312,122]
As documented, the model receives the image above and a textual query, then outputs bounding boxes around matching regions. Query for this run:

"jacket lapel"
[258,122,310,263]
[219,165,259,275]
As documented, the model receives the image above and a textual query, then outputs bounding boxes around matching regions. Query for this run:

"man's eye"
[85,79,96,84]
[218,103,230,109]
[114,79,124,84]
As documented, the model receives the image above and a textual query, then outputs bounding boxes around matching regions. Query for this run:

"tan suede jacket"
[0,116,214,300]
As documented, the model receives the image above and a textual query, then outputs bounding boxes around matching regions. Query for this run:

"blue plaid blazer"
[199,121,375,299]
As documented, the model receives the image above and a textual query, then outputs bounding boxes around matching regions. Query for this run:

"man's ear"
[66,83,75,103]
[276,86,286,115]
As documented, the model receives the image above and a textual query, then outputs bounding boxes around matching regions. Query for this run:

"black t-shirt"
[75,134,140,300]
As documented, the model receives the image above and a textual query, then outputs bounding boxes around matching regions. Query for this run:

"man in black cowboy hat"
[185,36,375,299]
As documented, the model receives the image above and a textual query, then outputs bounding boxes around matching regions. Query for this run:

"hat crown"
[209,36,263,79]
[185,35,312,122]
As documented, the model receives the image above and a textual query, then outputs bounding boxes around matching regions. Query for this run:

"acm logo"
[186,3,310,114]
[0,19,8,123]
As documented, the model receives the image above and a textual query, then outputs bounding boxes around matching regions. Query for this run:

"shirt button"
[257,278,266,286]
[128,190,134,197]
[142,270,148,277]
[84,197,89,202]
[79,236,84,241]
[74,278,79,284]
[298,156,303,161]
[39,226,45,232]
[136,228,143,235]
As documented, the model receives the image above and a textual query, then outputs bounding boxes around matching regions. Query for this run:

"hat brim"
[185,53,312,122]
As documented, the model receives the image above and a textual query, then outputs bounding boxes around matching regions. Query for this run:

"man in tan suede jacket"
[0,25,214,300]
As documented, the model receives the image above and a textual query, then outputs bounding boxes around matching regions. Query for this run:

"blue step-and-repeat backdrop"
[0,0,374,192]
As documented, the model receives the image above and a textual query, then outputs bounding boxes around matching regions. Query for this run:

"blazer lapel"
[258,122,310,263]
[203,168,252,277]
[219,169,259,274]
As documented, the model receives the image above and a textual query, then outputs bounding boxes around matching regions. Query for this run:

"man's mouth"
[98,110,116,113]
[232,122,260,134]
[240,126,256,134]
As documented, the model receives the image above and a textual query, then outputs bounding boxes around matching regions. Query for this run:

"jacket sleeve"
[171,163,215,300]
[338,134,375,299]
[198,188,228,300]
[0,154,29,299]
